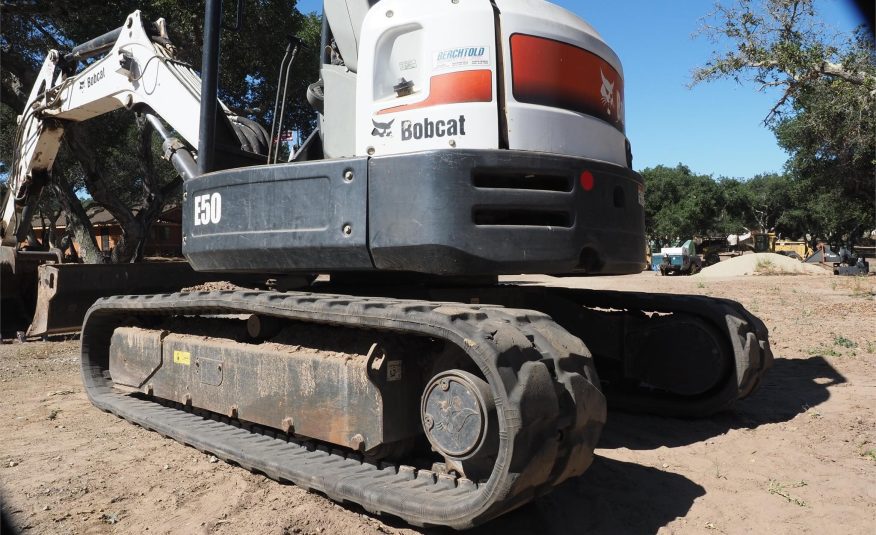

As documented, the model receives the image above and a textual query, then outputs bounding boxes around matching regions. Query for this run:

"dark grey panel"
[183,158,372,272]
[191,176,331,236]
[368,149,646,275]
[182,150,644,276]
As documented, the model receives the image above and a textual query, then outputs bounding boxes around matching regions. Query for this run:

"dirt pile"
[696,253,826,277]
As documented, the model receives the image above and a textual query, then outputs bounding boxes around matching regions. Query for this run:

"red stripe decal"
[378,69,493,115]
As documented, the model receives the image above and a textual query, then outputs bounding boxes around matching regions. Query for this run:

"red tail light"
[510,34,625,132]
[580,170,595,191]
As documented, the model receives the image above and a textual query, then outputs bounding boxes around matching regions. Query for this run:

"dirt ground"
[1,272,874,534]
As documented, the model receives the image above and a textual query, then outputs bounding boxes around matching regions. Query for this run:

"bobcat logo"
[600,69,615,115]
[371,118,395,138]
[600,69,624,124]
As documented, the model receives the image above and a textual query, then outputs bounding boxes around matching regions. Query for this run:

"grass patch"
[833,277,874,299]
[808,334,860,357]
[807,345,842,357]
[15,345,51,360]
[755,258,778,274]
[712,459,727,480]
[47,408,61,421]
[833,335,857,349]
[862,449,876,462]
[768,479,808,506]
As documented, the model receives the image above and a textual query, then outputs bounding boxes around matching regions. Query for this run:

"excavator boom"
[0,11,267,338]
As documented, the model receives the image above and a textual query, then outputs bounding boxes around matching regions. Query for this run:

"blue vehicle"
[653,240,703,276]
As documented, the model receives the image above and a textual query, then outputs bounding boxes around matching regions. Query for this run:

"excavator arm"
[0,10,264,249]
[0,10,271,339]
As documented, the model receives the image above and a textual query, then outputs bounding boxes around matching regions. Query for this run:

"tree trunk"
[64,120,181,264]
[130,116,182,262]
[51,167,103,264]
[64,124,141,263]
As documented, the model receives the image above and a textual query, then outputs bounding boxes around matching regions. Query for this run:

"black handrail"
[198,0,222,175]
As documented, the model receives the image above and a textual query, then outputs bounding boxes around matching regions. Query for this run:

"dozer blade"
[0,246,62,338]
[26,262,259,338]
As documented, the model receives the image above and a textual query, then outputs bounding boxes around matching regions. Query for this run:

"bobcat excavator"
[1,0,772,528]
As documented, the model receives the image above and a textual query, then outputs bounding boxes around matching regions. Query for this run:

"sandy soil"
[1,272,874,534]
[695,252,826,277]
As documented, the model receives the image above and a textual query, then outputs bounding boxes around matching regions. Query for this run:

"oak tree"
[694,0,875,243]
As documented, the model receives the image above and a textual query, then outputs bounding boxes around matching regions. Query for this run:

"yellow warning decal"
[173,350,191,366]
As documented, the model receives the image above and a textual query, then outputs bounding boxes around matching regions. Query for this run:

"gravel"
[696,253,827,277]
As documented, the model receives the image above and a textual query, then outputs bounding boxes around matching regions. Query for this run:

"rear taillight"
[510,34,625,132]
[579,170,595,191]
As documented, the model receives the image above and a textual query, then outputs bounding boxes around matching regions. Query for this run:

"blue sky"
[296,0,864,179]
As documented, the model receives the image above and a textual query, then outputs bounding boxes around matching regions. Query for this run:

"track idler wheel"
[421,370,499,479]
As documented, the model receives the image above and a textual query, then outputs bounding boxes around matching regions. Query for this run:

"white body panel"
[49,12,205,147]
[495,0,628,166]
[324,0,376,73]
[659,247,688,257]
[320,65,359,158]
[355,0,499,156]
[353,0,630,166]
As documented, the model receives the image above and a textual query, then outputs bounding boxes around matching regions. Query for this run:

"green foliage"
[832,335,857,349]
[694,0,875,244]
[740,172,797,233]
[772,30,876,242]
[716,177,751,234]
[0,105,16,177]
[641,164,789,239]
[642,164,723,240]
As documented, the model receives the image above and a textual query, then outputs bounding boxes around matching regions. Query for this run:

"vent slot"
[613,185,626,208]
[472,171,572,192]
[473,209,572,228]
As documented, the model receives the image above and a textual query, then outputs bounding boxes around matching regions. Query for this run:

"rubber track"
[537,287,773,417]
[80,291,606,529]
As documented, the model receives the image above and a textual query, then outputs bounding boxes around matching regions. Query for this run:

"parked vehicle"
[653,240,703,275]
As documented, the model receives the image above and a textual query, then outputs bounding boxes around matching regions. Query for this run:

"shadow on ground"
[599,356,846,450]
[432,457,704,535]
[412,356,843,533]
[1,488,22,535]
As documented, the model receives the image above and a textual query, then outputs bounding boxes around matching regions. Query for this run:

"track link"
[319,283,773,418]
[533,287,773,417]
[304,282,773,418]
[80,290,606,529]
